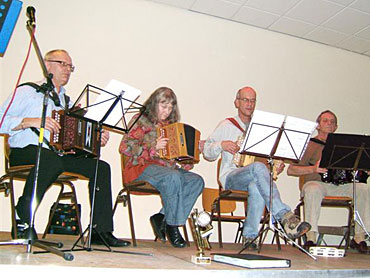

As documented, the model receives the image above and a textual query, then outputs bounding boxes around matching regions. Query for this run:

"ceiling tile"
[356,26,370,40]
[350,0,370,13]
[225,0,246,4]
[323,7,370,34]
[232,6,280,28]
[269,17,316,37]
[327,0,355,6]
[151,0,196,9]
[304,26,348,45]
[286,0,344,25]
[244,0,300,15]
[363,49,370,56]
[191,0,241,19]
[337,36,370,53]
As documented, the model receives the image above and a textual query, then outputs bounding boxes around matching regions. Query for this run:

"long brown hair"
[142,87,180,124]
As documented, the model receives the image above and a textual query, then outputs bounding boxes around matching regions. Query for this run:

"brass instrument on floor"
[233,135,282,180]
[189,209,213,264]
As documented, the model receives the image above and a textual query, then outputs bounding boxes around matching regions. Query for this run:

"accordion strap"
[226,117,245,133]
[310,137,326,146]
[17,82,70,108]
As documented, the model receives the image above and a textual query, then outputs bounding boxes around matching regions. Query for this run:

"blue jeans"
[225,162,290,238]
[136,164,204,226]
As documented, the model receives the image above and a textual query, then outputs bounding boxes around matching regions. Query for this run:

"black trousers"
[10,145,114,233]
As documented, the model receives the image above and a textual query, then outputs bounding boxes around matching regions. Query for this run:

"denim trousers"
[225,162,291,238]
[136,164,204,226]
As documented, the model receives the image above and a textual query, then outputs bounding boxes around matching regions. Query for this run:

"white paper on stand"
[84,79,141,126]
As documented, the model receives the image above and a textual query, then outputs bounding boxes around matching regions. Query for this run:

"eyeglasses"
[46,60,75,72]
[237,98,256,104]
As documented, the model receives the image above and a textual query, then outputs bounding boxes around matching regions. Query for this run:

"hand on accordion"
[313,160,327,174]
[156,136,169,151]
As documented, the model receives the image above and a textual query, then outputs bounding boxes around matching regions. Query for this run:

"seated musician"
[287,110,369,253]
[202,86,311,250]
[119,87,204,248]
[0,49,130,247]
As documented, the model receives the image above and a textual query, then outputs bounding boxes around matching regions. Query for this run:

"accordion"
[233,135,281,180]
[321,169,368,185]
[50,110,99,157]
[157,122,201,163]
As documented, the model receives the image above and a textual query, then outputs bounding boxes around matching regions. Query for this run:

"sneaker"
[281,211,311,239]
[242,236,258,250]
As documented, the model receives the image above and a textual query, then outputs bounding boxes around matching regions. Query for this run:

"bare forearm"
[287,164,315,177]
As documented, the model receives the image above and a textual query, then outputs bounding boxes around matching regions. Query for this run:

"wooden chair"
[113,154,189,247]
[202,187,245,245]
[295,176,353,249]
[213,158,248,248]
[0,134,83,239]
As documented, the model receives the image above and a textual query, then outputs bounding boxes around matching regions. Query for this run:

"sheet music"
[241,110,285,156]
[84,79,141,126]
[274,116,317,160]
[240,110,317,161]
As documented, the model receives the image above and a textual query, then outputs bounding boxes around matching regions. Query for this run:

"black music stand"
[67,83,151,256]
[320,133,370,241]
[237,111,316,260]
[0,11,73,260]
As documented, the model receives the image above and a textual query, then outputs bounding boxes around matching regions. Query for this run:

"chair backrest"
[202,187,236,214]
[217,158,223,192]
[1,134,11,171]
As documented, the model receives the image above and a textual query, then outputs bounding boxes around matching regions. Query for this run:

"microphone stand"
[0,13,73,261]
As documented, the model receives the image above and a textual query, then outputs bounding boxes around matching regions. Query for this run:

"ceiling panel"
[244,0,301,15]
[147,0,370,57]
[323,8,370,34]
[270,17,316,37]
[285,0,344,25]
[232,6,280,28]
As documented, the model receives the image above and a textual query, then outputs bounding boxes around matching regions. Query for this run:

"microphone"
[26,6,36,26]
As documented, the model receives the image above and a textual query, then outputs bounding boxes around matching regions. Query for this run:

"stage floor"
[0,232,369,278]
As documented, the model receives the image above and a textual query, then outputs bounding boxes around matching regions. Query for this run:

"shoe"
[11,219,29,239]
[242,236,258,251]
[281,211,311,239]
[150,213,166,242]
[350,239,368,254]
[303,240,316,251]
[165,225,186,248]
[91,231,131,247]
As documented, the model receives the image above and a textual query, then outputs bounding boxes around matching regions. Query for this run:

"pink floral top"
[119,114,176,183]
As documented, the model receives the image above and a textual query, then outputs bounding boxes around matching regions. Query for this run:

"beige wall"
[1,0,370,244]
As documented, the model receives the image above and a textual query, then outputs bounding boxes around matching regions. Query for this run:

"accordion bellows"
[157,122,201,163]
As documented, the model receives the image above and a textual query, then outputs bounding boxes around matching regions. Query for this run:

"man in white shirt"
[203,86,311,249]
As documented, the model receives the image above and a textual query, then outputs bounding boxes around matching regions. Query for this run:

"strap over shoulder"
[226,117,245,133]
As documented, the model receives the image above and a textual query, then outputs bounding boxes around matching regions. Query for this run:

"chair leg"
[182,224,190,247]
[0,178,17,239]
[42,183,65,239]
[9,180,17,239]
[126,191,137,246]
[66,181,83,242]
[216,198,223,248]
[344,204,353,250]
[112,188,126,216]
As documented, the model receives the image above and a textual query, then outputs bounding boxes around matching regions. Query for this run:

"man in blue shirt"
[0,49,130,247]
